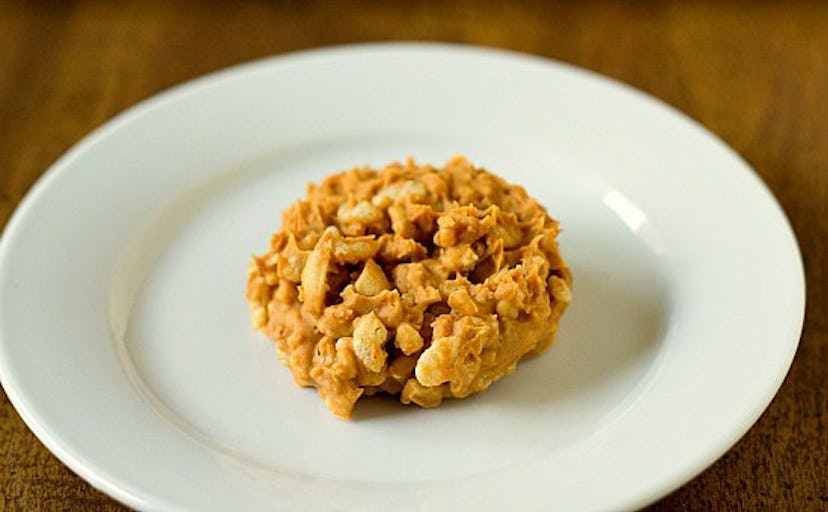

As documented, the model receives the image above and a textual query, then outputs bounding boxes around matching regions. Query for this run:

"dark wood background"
[1,1,825,510]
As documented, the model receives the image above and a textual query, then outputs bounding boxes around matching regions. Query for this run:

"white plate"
[0,44,805,511]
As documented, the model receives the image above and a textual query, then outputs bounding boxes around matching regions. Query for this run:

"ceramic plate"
[0,44,805,511]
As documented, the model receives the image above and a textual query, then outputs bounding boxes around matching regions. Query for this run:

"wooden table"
[1,1,825,510]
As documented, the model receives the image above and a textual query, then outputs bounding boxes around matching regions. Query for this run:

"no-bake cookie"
[246,156,571,418]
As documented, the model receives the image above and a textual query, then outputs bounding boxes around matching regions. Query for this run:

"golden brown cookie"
[246,156,571,418]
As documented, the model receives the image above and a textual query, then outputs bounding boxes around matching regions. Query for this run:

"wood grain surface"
[1,1,826,510]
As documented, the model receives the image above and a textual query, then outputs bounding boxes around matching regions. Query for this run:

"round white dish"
[0,43,805,511]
